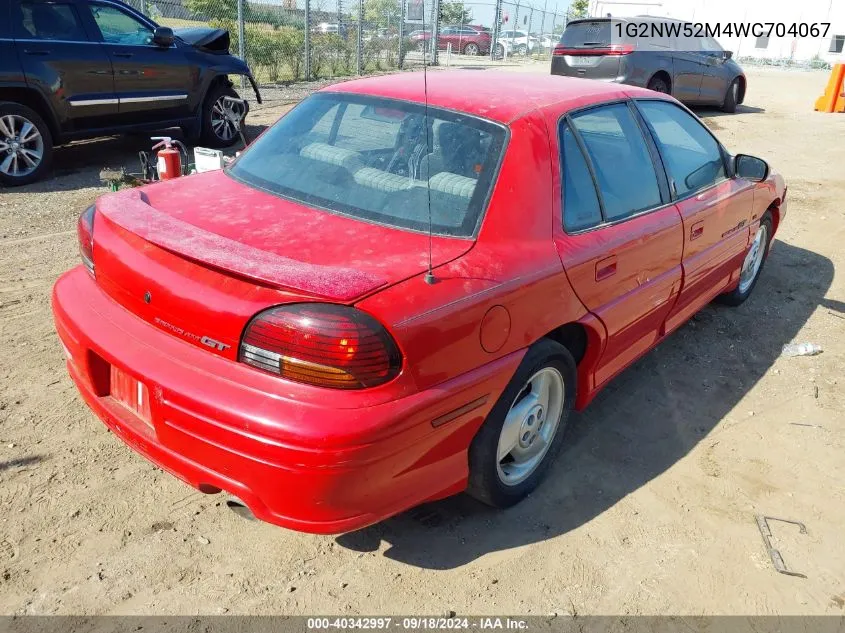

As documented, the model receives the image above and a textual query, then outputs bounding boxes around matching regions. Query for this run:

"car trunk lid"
[91,171,473,357]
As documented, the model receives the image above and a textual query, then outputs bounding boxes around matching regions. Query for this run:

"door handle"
[23,49,50,55]
[113,52,133,58]
[595,255,617,281]
[690,221,704,240]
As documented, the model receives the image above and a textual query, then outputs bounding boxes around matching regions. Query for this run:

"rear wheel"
[464,42,479,55]
[517,43,528,55]
[647,75,671,95]
[718,211,773,306]
[722,78,740,113]
[467,339,576,508]
[0,102,53,187]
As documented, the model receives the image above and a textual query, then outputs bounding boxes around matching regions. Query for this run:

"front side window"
[16,2,88,41]
[229,93,507,237]
[89,3,153,45]
[637,100,726,197]
[569,104,662,221]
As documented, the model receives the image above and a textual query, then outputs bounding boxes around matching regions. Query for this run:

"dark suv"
[0,0,261,186]
[551,16,746,113]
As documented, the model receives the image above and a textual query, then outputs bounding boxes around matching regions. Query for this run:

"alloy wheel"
[738,223,768,294]
[496,367,565,486]
[0,114,44,178]
[465,43,479,55]
[210,97,245,143]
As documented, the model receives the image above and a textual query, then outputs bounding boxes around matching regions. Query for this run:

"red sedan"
[52,72,786,534]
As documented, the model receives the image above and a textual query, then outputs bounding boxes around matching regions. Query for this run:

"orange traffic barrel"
[815,64,845,113]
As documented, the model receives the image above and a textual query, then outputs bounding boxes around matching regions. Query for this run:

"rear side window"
[16,2,89,41]
[561,124,602,232]
[636,100,726,197]
[569,104,662,221]
[229,93,507,237]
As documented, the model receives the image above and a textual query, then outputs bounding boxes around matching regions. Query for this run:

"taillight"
[78,205,95,276]
[240,303,402,389]
[554,44,634,55]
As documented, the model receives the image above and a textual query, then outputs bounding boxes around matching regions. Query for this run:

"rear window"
[229,93,506,237]
[560,19,631,48]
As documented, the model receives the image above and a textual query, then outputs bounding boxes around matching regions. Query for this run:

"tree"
[439,2,472,26]
[569,0,588,18]
[364,0,401,27]
[186,0,240,21]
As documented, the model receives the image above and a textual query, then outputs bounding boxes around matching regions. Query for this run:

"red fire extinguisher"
[152,136,181,180]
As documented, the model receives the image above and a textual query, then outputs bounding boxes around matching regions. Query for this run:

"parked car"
[0,0,261,186]
[52,71,786,533]
[551,16,746,112]
[410,25,491,55]
[493,30,538,56]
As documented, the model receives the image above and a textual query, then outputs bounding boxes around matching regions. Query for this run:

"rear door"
[551,101,684,388]
[11,0,116,131]
[635,99,755,331]
[82,1,196,124]
[552,19,625,80]
[671,30,705,102]
[698,36,731,104]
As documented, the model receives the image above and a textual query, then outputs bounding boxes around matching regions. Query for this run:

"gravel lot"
[1,65,844,616]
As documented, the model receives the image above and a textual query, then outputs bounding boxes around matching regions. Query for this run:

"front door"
[11,0,116,132]
[635,99,755,331]
[550,102,684,389]
[81,1,195,124]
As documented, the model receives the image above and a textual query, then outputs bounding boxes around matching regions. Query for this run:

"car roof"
[321,71,653,124]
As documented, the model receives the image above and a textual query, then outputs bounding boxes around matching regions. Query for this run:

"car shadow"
[693,104,766,118]
[335,240,833,569]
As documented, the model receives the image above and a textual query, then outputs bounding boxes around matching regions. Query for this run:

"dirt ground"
[0,65,844,616]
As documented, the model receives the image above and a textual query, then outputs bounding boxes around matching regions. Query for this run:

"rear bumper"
[52,267,521,533]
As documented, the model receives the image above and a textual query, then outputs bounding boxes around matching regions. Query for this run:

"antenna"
[422,0,436,285]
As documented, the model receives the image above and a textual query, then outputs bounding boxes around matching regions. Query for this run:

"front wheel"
[199,84,246,148]
[718,212,773,306]
[0,102,53,187]
[722,78,740,113]
[467,339,576,508]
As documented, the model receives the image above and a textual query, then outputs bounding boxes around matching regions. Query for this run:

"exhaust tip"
[226,498,257,521]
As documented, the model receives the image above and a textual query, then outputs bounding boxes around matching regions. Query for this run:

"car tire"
[417,41,427,52]
[647,75,671,95]
[199,84,246,148]
[466,338,577,508]
[722,78,740,113]
[0,102,53,187]
[717,211,773,306]
[464,42,479,55]
[493,43,504,59]
[517,43,528,55]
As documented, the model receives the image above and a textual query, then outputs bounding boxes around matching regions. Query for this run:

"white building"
[587,0,845,64]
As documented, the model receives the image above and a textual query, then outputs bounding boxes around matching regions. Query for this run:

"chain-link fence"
[128,0,574,90]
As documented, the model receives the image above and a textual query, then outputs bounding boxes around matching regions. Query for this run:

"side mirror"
[723,50,733,60]
[153,26,174,47]
[735,154,769,182]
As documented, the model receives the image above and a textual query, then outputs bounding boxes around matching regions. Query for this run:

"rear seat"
[300,142,477,200]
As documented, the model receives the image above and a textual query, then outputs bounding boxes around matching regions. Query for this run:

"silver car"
[551,16,746,112]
